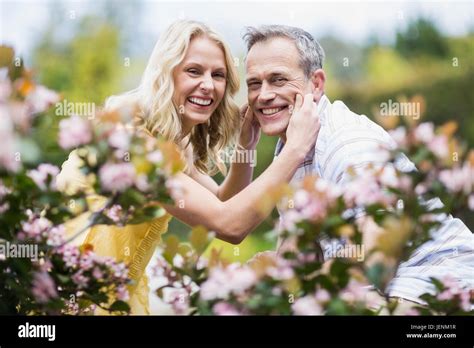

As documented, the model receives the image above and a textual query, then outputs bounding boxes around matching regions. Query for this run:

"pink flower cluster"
[436,276,473,312]
[19,210,53,243]
[292,289,331,315]
[26,85,60,115]
[390,123,450,159]
[58,115,92,149]
[54,245,130,301]
[31,271,58,303]
[279,179,342,233]
[200,264,257,301]
[27,163,60,191]
[99,162,136,192]
[344,169,397,208]
[439,164,473,195]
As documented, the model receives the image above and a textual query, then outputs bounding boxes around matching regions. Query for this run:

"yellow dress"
[56,151,171,315]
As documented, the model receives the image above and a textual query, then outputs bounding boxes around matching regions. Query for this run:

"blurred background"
[1,0,473,263]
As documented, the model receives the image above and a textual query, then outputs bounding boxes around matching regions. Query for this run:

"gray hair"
[243,25,325,77]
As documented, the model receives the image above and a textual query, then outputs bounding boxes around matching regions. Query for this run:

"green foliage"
[396,18,449,58]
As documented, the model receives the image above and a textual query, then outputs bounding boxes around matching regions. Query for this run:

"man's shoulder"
[320,100,395,149]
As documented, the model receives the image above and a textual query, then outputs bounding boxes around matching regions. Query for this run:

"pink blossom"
[47,224,65,246]
[427,135,449,158]
[20,211,53,242]
[279,209,303,233]
[340,280,370,304]
[344,174,395,208]
[200,264,257,301]
[27,163,60,191]
[437,289,454,301]
[213,301,241,315]
[71,271,89,288]
[468,195,474,211]
[147,150,163,164]
[105,204,123,224]
[314,289,331,303]
[92,267,104,279]
[57,244,80,268]
[108,127,131,150]
[31,271,58,303]
[26,85,60,114]
[167,288,189,315]
[111,262,128,280]
[439,165,473,194]
[58,115,92,149]
[388,127,407,147]
[116,284,130,302]
[414,123,435,144]
[99,162,136,192]
[292,296,323,315]
[135,174,150,192]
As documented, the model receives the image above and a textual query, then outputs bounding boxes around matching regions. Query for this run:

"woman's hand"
[238,103,261,150]
[285,93,321,158]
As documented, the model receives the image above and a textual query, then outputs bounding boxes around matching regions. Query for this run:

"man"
[243,25,474,305]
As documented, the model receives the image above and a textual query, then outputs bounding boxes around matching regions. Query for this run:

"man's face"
[246,37,312,137]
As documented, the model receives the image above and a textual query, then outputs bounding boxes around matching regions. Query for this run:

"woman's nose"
[199,73,214,92]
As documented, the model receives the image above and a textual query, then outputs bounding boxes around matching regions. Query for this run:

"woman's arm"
[188,105,260,201]
[163,94,320,244]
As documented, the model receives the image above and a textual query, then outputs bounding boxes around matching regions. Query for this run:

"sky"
[1,0,473,61]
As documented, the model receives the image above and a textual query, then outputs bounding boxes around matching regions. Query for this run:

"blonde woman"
[58,20,320,314]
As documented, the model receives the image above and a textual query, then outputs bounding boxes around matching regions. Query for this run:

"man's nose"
[258,82,276,102]
[199,73,214,92]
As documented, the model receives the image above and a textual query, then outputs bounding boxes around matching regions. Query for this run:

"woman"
[58,20,320,314]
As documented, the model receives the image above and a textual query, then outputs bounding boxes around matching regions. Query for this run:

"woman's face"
[173,35,227,134]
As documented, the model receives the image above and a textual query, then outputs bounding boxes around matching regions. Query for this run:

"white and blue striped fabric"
[274,95,474,303]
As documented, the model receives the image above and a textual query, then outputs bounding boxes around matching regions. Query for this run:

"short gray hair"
[243,25,325,77]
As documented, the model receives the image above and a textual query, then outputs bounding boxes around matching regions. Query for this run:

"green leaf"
[109,300,130,313]
[163,235,180,263]
[190,226,211,254]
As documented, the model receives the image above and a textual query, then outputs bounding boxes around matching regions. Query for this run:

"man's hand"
[285,93,321,158]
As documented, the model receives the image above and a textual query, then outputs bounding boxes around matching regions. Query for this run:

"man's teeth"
[261,107,283,115]
[188,97,212,106]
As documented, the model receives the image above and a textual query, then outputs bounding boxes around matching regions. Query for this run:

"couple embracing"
[58,20,473,314]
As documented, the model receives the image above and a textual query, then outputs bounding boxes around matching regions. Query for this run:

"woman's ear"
[311,69,326,103]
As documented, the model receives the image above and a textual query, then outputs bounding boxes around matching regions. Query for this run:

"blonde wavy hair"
[105,20,240,175]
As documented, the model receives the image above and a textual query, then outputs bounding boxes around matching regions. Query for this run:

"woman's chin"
[183,113,213,128]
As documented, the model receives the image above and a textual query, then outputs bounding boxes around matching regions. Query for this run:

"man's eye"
[274,77,287,83]
[248,82,261,89]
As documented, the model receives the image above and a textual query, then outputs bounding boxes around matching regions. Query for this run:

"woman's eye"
[187,69,200,75]
[213,73,225,79]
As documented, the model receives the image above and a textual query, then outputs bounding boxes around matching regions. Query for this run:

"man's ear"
[310,69,326,103]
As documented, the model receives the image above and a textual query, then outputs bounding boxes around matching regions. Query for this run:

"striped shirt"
[274,95,474,303]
